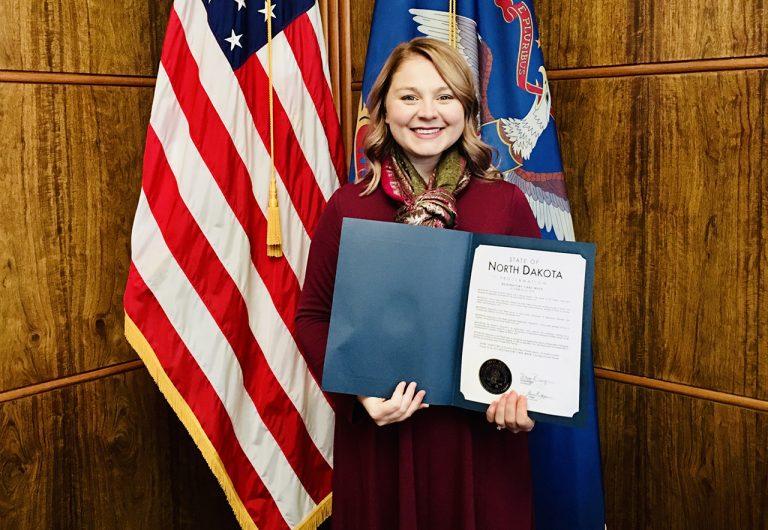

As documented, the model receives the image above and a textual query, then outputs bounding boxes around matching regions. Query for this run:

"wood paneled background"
[0,0,765,529]
[0,0,239,527]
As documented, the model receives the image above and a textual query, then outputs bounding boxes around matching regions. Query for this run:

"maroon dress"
[295,177,542,530]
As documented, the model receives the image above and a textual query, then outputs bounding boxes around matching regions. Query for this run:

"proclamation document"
[459,245,587,417]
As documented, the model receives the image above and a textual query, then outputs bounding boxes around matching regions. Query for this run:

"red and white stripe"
[124,1,343,528]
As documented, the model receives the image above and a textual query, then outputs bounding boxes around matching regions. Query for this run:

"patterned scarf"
[380,147,471,228]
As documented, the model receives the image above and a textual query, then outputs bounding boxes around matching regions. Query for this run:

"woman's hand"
[486,391,535,433]
[357,381,429,426]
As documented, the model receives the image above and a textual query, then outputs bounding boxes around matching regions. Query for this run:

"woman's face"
[384,55,465,170]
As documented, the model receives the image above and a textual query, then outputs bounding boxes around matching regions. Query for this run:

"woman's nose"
[416,100,438,119]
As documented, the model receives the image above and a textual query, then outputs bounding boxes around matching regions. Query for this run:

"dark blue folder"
[323,218,595,426]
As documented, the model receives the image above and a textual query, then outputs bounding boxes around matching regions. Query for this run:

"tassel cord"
[266,0,283,258]
[448,0,458,48]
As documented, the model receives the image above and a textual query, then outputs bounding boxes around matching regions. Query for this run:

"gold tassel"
[265,0,282,258]
[267,175,283,257]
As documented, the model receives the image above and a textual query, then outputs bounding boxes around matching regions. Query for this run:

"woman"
[295,38,541,529]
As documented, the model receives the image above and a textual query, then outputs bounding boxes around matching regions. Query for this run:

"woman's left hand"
[485,391,535,433]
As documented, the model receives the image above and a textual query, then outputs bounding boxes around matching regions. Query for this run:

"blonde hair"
[361,37,499,195]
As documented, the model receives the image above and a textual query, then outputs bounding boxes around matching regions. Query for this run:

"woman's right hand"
[357,381,429,426]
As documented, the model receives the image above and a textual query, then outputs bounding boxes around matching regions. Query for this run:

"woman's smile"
[411,126,445,139]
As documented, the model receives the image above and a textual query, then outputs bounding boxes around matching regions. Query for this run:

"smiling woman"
[295,37,541,529]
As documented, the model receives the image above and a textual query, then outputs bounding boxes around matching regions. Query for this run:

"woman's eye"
[401,95,417,101]
[438,94,455,101]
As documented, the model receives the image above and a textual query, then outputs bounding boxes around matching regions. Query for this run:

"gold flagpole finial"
[265,0,283,258]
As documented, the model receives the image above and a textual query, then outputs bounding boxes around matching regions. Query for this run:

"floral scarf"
[380,147,471,228]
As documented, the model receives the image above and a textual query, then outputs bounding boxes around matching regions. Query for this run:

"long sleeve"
[509,186,543,238]
[295,191,358,420]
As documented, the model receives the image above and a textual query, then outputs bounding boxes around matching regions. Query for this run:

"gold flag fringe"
[295,494,333,530]
[125,313,333,529]
[124,314,257,530]
[265,0,282,257]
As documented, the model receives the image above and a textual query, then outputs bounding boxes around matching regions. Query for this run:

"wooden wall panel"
[0,0,172,75]
[0,84,151,393]
[548,75,645,377]
[536,0,768,69]
[0,370,167,527]
[350,0,375,83]
[598,379,768,530]
[551,70,768,400]
[0,378,62,528]
[0,369,238,528]
[63,370,171,528]
[645,71,766,400]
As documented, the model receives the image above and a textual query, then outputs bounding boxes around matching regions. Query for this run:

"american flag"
[123,1,344,528]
